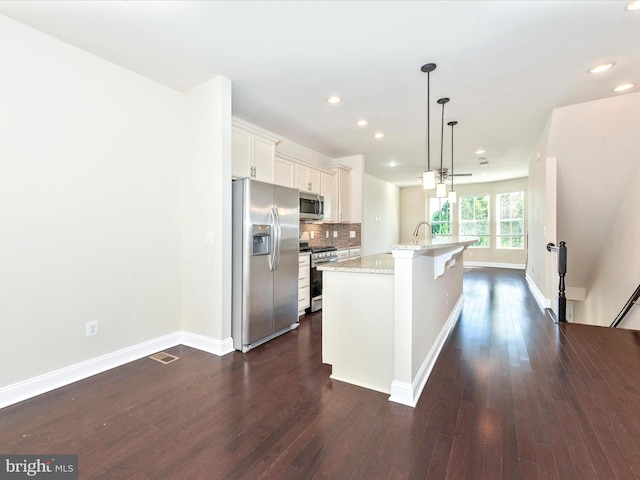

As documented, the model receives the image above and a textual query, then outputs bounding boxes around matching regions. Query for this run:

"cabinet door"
[337,168,351,222]
[274,157,295,188]
[295,164,310,192]
[252,136,275,183]
[231,127,252,178]
[308,168,321,195]
[320,171,334,221]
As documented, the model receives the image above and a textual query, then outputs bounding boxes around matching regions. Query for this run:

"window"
[459,194,490,247]
[429,197,451,237]
[497,191,524,249]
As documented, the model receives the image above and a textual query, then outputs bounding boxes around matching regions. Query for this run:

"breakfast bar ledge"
[318,236,478,407]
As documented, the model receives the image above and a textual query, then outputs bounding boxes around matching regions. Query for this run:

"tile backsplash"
[300,223,361,249]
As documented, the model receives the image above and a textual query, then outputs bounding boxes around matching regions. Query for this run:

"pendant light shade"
[423,170,436,189]
[436,97,450,198]
[421,63,437,190]
[448,120,458,204]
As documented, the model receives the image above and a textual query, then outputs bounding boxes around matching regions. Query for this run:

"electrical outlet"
[326,231,329,238]
[350,231,356,238]
[310,231,314,239]
[86,321,98,337]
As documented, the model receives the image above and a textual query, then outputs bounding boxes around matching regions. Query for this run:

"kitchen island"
[318,236,477,407]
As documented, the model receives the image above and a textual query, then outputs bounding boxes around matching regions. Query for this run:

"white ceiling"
[1,1,638,186]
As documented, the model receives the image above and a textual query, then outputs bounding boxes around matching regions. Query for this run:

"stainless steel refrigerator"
[232,178,300,352]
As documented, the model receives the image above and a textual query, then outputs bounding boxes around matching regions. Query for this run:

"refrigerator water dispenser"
[252,225,271,255]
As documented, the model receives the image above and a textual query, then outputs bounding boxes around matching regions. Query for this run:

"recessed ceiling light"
[388,161,397,167]
[474,149,486,155]
[589,63,614,74]
[356,119,368,127]
[625,0,640,11]
[374,132,384,139]
[614,83,635,92]
[326,96,342,104]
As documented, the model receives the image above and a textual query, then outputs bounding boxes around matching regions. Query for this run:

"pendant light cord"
[439,100,446,182]
[451,123,454,190]
[421,63,437,173]
[428,71,432,172]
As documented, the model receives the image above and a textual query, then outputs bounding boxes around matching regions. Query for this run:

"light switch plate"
[333,231,338,238]
[350,231,356,238]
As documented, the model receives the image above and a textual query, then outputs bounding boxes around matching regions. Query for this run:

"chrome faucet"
[413,221,432,240]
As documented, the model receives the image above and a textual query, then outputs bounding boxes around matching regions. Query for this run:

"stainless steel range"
[310,246,338,312]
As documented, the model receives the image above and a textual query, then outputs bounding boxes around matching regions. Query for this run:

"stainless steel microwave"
[299,192,324,220]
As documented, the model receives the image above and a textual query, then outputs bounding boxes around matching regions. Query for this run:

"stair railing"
[546,241,567,323]
[610,284,640,328]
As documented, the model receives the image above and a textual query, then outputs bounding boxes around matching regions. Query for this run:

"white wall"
[576,160,640,328]
[547,92,640,292]
[0,16,183,387]
[399,186,427,243]
[526,117,555,306]
[529,92,640,326]
[362,174,399,255]
[181,77,233,341]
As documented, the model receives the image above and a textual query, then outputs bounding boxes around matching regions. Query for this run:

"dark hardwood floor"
[3,268,640,479]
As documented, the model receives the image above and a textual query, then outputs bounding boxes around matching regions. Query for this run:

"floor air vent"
[149,352,180,364]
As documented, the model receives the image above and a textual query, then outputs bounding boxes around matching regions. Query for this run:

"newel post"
[546,241,567,323]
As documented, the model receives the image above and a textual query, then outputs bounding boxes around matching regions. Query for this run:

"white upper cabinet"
[320,171,334,222]
[330,165,351,223]
[231,119,279,182]
[295,163,323,194]
[274,156,296,188]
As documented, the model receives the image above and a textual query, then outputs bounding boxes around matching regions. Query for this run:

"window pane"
[497,191,524,250]
[459,194,490,248]
[430,198,451,237]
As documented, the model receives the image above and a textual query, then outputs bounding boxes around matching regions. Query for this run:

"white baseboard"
[525,273,551,311]
[464,261,525,270]
[0,331,234,410]
[389,294,464,408]
[181,331,234,356]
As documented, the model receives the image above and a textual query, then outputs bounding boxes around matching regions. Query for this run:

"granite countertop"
[317,253,394,275]
[390,235,479,251]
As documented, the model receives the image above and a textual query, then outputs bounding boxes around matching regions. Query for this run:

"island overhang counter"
[318,236,478,407]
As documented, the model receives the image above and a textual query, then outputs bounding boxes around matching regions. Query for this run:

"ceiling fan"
[435,168,472,181]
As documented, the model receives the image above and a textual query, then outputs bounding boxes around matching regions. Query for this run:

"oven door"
[310,257,337,299]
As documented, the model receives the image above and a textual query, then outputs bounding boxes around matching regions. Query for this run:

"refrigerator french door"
[232,178,299,352]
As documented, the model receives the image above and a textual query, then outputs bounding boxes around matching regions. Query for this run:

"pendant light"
[421,63,437,190]
[448,121,458,204]
[435,97,450,198]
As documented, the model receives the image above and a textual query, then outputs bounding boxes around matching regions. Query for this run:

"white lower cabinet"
[298,253,311,315]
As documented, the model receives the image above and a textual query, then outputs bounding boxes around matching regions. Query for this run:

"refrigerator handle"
[268,208,276,272]
[273,207,281,270]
